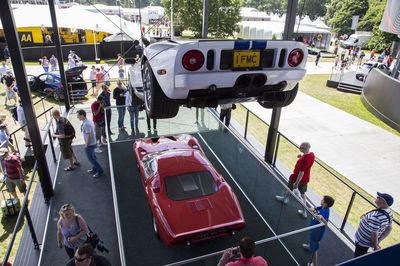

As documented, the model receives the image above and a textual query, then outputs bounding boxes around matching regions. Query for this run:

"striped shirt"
[355,209,393,247]
[4,154,22,179]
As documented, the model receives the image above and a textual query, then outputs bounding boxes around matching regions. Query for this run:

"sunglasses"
[61,204,72,209]
[74,256,89,262]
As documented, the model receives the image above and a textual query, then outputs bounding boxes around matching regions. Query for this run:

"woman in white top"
[39,56,50,72]
[89,65,97,94]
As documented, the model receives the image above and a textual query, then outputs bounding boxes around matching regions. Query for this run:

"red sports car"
[133,134,246,246]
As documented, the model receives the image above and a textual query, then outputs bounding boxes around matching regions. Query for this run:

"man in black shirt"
[66,243,111,266]
[113,81,126,130]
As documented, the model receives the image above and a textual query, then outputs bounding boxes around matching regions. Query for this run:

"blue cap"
[377,192,394,206]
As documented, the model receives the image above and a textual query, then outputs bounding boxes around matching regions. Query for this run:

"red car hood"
[157,186,244,237]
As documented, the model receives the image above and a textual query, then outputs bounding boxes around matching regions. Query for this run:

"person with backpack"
[52,110,80,171]
[354,192,394,257]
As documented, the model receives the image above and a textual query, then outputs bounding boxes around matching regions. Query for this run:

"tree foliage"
[243,0,286,15]
[244,0,328,19]
[358,0,398,51]
[162,0,242,37]
[326,0,369,35]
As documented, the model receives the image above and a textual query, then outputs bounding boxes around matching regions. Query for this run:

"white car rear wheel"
[258,83,299,109]
[143,61,179,119]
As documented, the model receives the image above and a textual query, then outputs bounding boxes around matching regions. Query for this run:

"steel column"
[265,0,298,164]
[48,0,71,111]
[0,1,54,200]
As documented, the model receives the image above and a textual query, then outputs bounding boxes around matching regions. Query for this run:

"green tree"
[297,0,328,20]
[325,0,344,26]
[162,0,242,37]
[245,0,286,15]
[327,0,369,35]
[358,0,398,51]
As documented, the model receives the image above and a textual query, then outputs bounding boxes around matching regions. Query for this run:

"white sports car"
[128,39,307,119]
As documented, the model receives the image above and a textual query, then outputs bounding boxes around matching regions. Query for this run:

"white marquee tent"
[0,4,142,40]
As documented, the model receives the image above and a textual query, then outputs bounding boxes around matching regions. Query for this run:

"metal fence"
[236,106,400,245]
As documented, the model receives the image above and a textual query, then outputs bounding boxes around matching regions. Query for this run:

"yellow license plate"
[233,51,260,68]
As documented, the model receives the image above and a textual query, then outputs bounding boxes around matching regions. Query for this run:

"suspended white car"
[128,39,307,119]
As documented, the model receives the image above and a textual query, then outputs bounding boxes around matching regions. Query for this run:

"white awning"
[0,4,141,40]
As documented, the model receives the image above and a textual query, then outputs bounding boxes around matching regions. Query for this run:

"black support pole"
[48,0,70,111]
[265,0,298,164]
[0,1,54,200]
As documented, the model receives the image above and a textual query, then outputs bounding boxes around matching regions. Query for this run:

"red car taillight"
[288,48,304,67]
[182,50,204,71]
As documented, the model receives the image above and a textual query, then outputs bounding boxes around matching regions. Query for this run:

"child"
[118,65,125,80]
[302,195,335,266]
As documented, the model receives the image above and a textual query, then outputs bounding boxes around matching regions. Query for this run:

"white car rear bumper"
[168,69,306,99]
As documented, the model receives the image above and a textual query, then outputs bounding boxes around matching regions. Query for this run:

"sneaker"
[275,195,289,204]
[302,243,310,250]
[94,147,102,153]
[87,169,95,174]
[93,172,102,178]
[298,209,308,218]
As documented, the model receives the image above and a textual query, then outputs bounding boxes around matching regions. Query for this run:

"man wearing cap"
[0,147,26,199]
[354,192,394,257]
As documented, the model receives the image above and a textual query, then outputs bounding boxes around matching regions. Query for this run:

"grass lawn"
[299,74,399,136]
[232,73,400,247]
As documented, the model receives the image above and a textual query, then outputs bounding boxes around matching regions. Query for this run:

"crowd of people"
[330,41,393,72]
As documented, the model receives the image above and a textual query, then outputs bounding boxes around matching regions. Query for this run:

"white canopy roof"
[0,4,141,40]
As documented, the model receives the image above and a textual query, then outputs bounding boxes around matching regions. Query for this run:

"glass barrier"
[105,106,220,143]
[105,106,354,265]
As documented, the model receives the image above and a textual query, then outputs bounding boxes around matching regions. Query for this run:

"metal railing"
[237,106,400,237]
[2,108,58,265]
[165,223,325,266]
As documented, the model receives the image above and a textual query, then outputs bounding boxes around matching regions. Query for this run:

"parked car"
[133,134,246,246]
[307,47,319,55]
[27,66,88,101]
[128,39,307,119]
[355,61,391,81]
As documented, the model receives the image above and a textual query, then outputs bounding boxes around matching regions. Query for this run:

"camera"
[232,247,239,255]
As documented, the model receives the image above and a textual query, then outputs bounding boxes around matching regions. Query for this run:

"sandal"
[73,162,81,166]
[64,166,75,171]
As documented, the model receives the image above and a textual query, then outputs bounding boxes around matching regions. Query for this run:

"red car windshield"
[165,171,218,201]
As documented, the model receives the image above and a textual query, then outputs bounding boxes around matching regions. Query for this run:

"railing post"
[48,130,57,163]
[272,133,280,166]
[244,110,249,140]
[24,206,40,249]
[341,191,356,232]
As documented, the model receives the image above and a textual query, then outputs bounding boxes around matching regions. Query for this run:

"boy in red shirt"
[0,147,26,199]
[276,142,315,218]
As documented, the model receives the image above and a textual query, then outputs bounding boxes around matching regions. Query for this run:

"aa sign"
[18,32,33,43]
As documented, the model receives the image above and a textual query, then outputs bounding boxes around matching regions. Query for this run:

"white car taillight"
[182,50,204,71]
[288,48,304,67]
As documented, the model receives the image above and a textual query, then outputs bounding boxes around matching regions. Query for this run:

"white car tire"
[143,61,179,119]
[258,83,299,109]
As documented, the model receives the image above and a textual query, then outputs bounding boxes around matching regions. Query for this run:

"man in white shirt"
[0,61,10,84]
[16,101,31,147]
